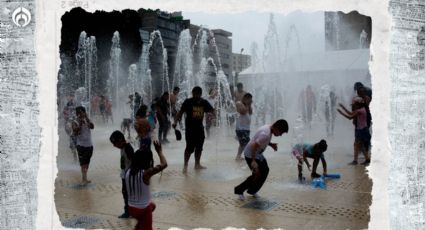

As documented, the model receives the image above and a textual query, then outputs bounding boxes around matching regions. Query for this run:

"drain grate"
[242,199,279,211]
[58,210,135,229]
[152,191,177,199]
[95,218,135,230]
[57,211,78,221]
[326,180,371,193]
[274,202,369,220]
[62,215,99,228]
[207,195,241,207]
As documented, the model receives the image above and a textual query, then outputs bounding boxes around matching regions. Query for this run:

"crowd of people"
[60,81,372,230]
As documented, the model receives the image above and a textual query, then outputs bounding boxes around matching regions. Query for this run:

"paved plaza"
[55,119,372,229]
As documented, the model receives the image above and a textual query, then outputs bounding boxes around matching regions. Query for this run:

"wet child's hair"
[272,119,289,133]
[110,130,125,144]
[75,106,86,114]
[243,93,253,100]
[127,148,154,197]
[192,86,202,95]
[314,139,328,153]
[136,105,148,118]
[352,96,366,107]
[132,149,154,172]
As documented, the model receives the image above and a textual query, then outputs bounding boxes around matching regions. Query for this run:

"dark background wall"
[58,7,143,96]
[324,11,372,51]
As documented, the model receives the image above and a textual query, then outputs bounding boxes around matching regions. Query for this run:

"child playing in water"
[72,106,95,185]
[125,140,167,230]
[110,130,134,218]
[134,104,152,151]
[337,97,371,165]
[292,139,328,181]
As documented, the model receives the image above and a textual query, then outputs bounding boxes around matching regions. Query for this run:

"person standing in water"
[170,87,180,119]
[234,82,246,102]
[172,86,214,174]
[72,106,95,185]
[338,97,371,165]
[63,94,78,162]
[110,130,134,218]
[125,140,167,230]
[235,93,253,160]
[134,92,142,116]
[99,95,107,123]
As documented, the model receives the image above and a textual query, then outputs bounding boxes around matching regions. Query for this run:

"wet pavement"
[55,120,372,229]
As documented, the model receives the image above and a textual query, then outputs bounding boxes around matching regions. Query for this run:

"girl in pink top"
[337,97,371,165]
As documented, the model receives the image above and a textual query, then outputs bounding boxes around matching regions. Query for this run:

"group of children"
[233,118,331,200]
[232,82,372,200]
[230,83,330,200]
[337,82,372,165]
[63,81,372,230]
[88,95,113,123]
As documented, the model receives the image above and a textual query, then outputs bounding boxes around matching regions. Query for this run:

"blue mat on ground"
[311,174,341,189]
[311,177,326,189]
[324,173,341,179]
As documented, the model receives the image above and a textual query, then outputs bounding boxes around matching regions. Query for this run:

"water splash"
[138,30,153,106]
[262,13,282,73]
[192,27,208,70]
[250,42,260,73]
[173,29,194,100]
[74,87,88,108]
[162,48,170,95]
[208,31,223,71]
[173,27,234,121]
[205,30,234,128]
[75,31,97,114]
[147,30,170,98]
[108,31,121,117]
[282,24,303,72]
[319,84,337,137]
[128,64,138,117]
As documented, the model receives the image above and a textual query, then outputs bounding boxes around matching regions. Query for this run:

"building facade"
[325,11,372,50]
[232,53,251,73]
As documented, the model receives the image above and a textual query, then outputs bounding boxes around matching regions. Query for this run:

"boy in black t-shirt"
[173,86,214,174]
[110,130,134,218]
